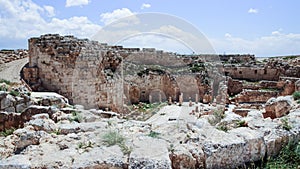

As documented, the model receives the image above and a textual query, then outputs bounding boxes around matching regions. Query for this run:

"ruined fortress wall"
[224,66,281,81]
[26,34,123,111]
[24,34,231,111]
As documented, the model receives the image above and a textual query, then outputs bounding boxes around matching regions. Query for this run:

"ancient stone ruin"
[0,34,300,168]
[22,34,236,112]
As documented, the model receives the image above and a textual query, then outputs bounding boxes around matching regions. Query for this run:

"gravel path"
[0,58,28,83]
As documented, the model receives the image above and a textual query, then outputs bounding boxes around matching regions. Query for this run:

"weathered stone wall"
[224,66,281,81]
[25,34,124,112]
[23,34,230,112]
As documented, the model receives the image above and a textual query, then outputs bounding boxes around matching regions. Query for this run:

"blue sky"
[0,0,300,57]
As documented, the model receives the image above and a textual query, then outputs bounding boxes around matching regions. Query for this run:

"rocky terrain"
[0,81,299,168]
[0,36,299,168]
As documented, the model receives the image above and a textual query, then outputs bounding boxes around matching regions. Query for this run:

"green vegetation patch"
[102,130,132,155]
[265,141,300,169]
[0,128,15,137]
[147,131,160,138]
[0,79,11,85]
[293,91,300,100]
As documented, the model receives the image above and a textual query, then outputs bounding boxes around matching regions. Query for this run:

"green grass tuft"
[0,79,11,85]
[0,128,15,137]
[147,131,160,138]
[102,130,125,146]
[293,91,300,100]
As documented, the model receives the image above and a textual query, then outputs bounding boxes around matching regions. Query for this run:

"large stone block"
[264,96,293,119]
[129,137,172,169]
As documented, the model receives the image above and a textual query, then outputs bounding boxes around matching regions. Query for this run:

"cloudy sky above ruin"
[0,0,299,57]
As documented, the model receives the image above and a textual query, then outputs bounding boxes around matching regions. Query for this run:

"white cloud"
[65,0,90,7]
[210,31,300,57]
[225,33,232,38]
[141,3,151,9]
[44,5,55,17]
[0,0,101,40]
[248,8,258,14]
[100,8,135,25]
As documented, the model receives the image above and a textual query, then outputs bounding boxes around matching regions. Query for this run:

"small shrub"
[0,128,15,137]
[119,143,132,155]
[216,124,228,132]
[236,120,248,127]
[293,91,300,100]
[280,118,292,131]
[208,109,225,126]
[102,131,125,146]
[147,131,160,138]
[102,130,131,155]
[78,141,92,149]
[0,79,11,85]
[9,90,20,97]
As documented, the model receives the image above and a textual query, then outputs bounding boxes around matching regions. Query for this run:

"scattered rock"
[264,96,293,119]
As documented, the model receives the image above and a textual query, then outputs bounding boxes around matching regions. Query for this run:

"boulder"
[0,94,15,111]
[21,105,52,121]
[229,128,266,163]
[0,112,22,132]
[11,126,47,154]
[25,114,57,132]
[169,145,197,169]
[264,96,293,119]
[129,137,172,169]
[30,92,69,108]
[199,126,260,168]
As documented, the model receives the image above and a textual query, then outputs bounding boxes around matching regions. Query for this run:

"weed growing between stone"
[0,83,8,91]
[102,130,132,155]
[208,109,225,126]
[280,118,292,131]
[293,91,300,100]
[0,79,11,85]
[9,90,20,97]
[147,130,160,138]
[78,141,93,149]
[216,124,228,132]
[236,120,248,127]
[0,128,15,137]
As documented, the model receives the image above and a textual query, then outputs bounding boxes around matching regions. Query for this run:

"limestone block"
[199,127,249,168]
[1,94,15,110]
[264,96,293,119]
[0,155,31,169]
[129,137,172,169]
[229,128,266,163]
[16,103,27,113]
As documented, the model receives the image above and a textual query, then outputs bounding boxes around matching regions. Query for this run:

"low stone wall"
[234,89,278,103]
[224,66,281,81]
[0,49,28,64]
